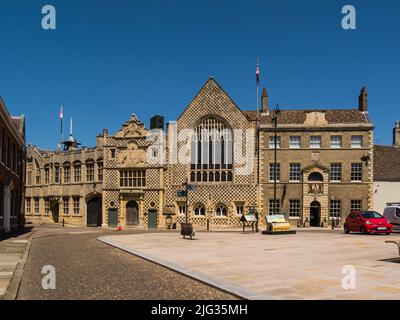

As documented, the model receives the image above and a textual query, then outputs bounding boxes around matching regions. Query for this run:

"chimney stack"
[359,86,368,112]
[261,88,269,114]
[394,121,400,147]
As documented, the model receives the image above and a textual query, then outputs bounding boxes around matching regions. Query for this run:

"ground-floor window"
[215,205,228,217]
[63,197,70,215]
[73,197,80,215]
[44,198,50,214]
[235,203,244,215]
[350,200,362,212]
[34,198,39,214]
[177,203,186,216]
[194,204,205,216]
[330,200,342,218]
[268,199,281,215]
[26,198,31,214]
[289,200,301,218]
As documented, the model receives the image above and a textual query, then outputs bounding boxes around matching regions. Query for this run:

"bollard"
[62,218,65,228]
[207,219,210,231]
[331,219,335,230]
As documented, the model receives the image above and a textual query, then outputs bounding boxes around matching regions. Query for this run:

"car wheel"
[344,225,350,234]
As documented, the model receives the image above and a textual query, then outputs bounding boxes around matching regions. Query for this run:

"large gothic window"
[190,117,233,183]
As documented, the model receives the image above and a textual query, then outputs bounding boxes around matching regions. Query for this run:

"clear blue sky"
[0,0,399,149]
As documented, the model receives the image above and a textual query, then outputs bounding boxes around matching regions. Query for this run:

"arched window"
[191,117,233,183]
[86,159,95,182]
[35,160,41,185]
[215,205,228,217]
[63,162,71,183]
[194,204,206,216]
[73,161,82,183]
[44,164,50,184]
[308,172,323,182]
[97,158,103,181]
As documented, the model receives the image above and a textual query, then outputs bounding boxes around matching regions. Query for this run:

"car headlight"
[365,221,372,225]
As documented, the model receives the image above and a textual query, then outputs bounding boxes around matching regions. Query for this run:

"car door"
[394,208,400,231]
[348,213,357,231]
[353,213,363,231]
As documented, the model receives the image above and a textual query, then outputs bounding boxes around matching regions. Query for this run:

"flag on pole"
[256,61,260,85]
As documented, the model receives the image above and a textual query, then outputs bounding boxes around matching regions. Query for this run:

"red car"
[344,211,392,235]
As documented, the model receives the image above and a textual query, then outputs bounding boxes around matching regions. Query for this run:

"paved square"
[98,231,400,300]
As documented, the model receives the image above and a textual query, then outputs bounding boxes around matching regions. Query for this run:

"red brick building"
[0,97,26,235]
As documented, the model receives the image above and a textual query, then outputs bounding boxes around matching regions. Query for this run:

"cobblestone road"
[16,226,236,300]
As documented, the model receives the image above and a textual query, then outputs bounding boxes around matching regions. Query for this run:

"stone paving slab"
[99,231,400,300]
[0,236,31,300]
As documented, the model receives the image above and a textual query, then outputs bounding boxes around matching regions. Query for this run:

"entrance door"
[310,201,321,227]
[148,209,157,229]
[51,202,59,223]
[87,197,102,227]
[108,209,118,228]
[126,201,139,226]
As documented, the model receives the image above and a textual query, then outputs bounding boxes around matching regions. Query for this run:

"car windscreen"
[361,211,383,219]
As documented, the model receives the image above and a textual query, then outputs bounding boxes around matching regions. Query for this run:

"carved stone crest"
[308,183,323,194]
[118,141,147,166]
[311,152,320,162]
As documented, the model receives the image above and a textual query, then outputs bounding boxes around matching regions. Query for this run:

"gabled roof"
[374,145,400,182]
[177,77,245,122]
[243,109,372,125]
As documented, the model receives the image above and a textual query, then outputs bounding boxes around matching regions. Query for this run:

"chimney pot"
[261,88,269,114]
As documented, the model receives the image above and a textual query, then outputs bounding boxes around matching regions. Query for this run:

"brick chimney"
[261,88,269,114]
[358,86,368,112]
[394,121,400,147]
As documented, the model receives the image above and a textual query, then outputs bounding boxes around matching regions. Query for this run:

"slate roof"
[242,109,372,125]
[374,145,400,181]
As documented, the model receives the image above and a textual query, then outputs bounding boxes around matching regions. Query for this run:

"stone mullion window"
[44,198,50,214]
[86,161,95,182]
[97,161,103,182]
[268,199,281,215]
[351,163,363,182]
[330,200,342,218]
[63,164,71,183]
[119,170,146,188]
[73,197,80,215]
[190,118,233,183]
[351,200,362,212]
[63,197,70,215]
[289,200,301,218]
[26,198,31,214]
[73,163,81,183]
[289,163,301,182]
[330,163,342,182]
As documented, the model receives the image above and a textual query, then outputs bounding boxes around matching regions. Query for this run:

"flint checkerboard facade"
[24,78,374,229]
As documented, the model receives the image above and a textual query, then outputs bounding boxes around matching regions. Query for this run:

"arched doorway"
[50,201,59,223]
[310,201,321,227]
[87,196,102,227]
[126,201,139,226]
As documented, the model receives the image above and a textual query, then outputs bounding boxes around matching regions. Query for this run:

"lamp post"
[271,105,281,214]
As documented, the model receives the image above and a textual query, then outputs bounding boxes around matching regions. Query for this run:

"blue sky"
[0,0,399,149]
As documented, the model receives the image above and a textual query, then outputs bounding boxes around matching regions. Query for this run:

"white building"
[373,122,400,213]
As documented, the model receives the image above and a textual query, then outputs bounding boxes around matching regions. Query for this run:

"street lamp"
[271,104,281,215]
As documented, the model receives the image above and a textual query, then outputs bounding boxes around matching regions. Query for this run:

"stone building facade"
[373,122,400,213]
[25,78,374,229]
[0,97,26,235]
